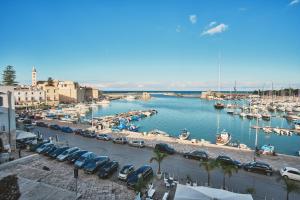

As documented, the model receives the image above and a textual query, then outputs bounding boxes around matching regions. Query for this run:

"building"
[32,66,37,87]
[14,86,46,106]
[81,87,99,101]
[0,86,16,152]
[57,81,82,103]
[37,80,59,106]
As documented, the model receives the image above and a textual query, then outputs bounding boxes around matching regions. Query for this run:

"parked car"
[86,131,96,138]
[216,155,242,168]
[61,126,73,133]
[36,143,53,153]
[24,124,35,132]
[49,124,61,130]
[30,140,50,151]
[243,161,273,176]
[49,147,70,158]
[183,150,208,161]
[129,140,145,148]
[127,165,153,189]
[98,161,119,178]
[83,156,110,174]
[96,134,111,141]
[118,164,135,181]
[154,143,175,154]
[67,150,88,163]
[74,152,97,168]
[280,167,300,181]
[74,129,83,135]
[36,121,48,127]
[113,137,127,144]
[43,145,59,156]
[57,147,80,161]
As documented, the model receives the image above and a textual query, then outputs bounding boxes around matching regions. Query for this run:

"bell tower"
[32,66,37,87]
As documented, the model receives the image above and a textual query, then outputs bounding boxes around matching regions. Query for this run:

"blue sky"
[0,0,299,90]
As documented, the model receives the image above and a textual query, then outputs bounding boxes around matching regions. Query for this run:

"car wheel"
[185,155,189,159]
[266,172,271,176]
[283,175,288,179]
[247,168,251,172]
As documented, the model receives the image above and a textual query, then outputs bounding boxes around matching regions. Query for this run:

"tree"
[0,174,21,200]
[2,65,17,86]
[220,164,238,190]
[149,149,167,175]
[199,159,218,186]
[47,77,54,86]
[277,176,300,200]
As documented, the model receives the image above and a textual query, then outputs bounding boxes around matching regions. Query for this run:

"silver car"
[129,140,145,148]
[57,147,80,161]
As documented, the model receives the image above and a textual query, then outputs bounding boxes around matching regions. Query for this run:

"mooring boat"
[216,130,231,145]
[214,102,225,109]
[178,129,190,140]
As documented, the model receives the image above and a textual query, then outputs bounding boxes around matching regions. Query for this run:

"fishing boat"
[216,130,231,145]
[239,112,247,118]
[259,144,275,155]
[214,102,225,109]
[227,109,234,114]
[262,126,273,134]
[178,129,190,140]
[273,127,281,134]
[295,122,300,130]
[262,113,271,121]
[246,113,254,119]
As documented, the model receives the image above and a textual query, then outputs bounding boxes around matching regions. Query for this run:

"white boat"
[178,129,190,140]
[295,122,300,130]
[293,106,300,112]
[273,127,281,134]
[239,112,247,118]
[216,130,231,145]
[148,129,169,137]
[262,126,273,134]
[125,95,136,101]
[97,99,110,105]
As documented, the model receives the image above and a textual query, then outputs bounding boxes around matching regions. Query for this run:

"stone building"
[37,80,59,106]
[14,86,46,106]
[0,86,16,152]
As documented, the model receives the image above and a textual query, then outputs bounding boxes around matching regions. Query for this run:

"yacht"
[214,102,225,109]
[216,130,231,145]
[178,129,191,140]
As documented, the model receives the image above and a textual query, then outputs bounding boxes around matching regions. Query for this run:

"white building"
[0,86,16,152]
[14,86,46,106]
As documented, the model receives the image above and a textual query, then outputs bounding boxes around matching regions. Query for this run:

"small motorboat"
[262,126,273,134]
[214,102,225,109]
[227,109,234,115]
[179,129,190,140]
[262,113,271,121]
[216,130,231,145]
[259,144,275,155]
[239,112,247,118]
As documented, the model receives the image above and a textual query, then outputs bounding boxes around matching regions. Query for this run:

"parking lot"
[29,126,300,200]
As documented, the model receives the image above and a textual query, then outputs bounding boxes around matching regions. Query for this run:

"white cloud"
[189,15,197,24]
[209,21,217,27]
[176,25,182,33]
[289,0,299,6]
[202,23,229,36]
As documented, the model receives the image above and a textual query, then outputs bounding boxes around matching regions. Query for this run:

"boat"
[227,109,234,114]
[259,144,275,155]
[148,129,169,137]
[97,99,110,105]
[178,129,190,140]
[273,127,281,134]
[295,122,300,130]
[239,112,247,118]
[214,102,225,109]
[262,126,272,134]
[216,130,231,145]
[246,113,254,119]
[262,113,271,121]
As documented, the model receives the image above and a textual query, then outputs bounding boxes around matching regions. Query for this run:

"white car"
[280,167,300,181]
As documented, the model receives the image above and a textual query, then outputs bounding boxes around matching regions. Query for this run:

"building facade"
[14,86,46,106]
[0,86,16,152]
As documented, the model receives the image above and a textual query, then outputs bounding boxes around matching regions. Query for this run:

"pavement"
[30,126,300,200]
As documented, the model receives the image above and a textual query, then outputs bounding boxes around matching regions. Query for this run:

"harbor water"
[88,94,300,156]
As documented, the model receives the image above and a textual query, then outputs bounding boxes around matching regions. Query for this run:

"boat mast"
[218,52,221,97]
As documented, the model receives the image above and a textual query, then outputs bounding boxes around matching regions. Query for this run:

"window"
[0,96,3,106]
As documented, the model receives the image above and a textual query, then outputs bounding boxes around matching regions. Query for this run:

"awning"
[174,184,253,200]
[16,130,37,140]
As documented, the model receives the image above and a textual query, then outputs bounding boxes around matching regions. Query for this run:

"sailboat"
[214,53,225,109]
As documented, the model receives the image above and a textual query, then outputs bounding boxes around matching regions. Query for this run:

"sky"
[0,0,299,91]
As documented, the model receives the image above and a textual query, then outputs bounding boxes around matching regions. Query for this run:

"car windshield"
[121,167,131,174]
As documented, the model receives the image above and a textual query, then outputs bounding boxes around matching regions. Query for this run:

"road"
[33,127,300,200]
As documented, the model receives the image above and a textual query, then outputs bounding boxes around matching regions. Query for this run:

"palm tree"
[220,164,238,190]
[277,176,300,200]
[149,149,167,175]
[199,159,218,186]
